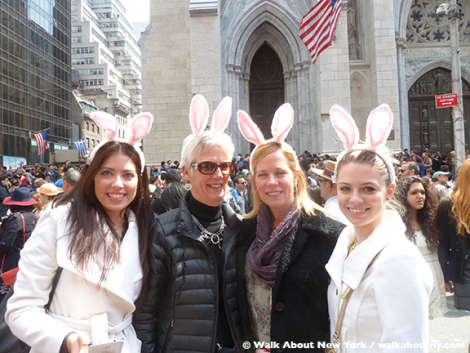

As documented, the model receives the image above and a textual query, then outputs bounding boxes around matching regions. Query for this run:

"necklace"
[113,217,126,231]
[347,238,357,257]
[191,215,225,249]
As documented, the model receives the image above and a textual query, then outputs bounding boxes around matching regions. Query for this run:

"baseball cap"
[432,171,449,178]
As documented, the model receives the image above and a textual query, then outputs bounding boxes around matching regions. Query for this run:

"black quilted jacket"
[133,194,243,353]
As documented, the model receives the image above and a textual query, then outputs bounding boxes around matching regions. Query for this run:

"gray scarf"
[246,203,300,287]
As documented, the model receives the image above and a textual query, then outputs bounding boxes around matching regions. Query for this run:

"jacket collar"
[56,209,141,310]
[326,211,406,290]
[177,192,240,244]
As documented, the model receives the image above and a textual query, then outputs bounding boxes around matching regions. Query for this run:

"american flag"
[33,131,49,155]
[299,0,343,64]
[74,139,88,157]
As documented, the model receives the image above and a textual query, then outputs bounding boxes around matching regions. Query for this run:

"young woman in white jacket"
[6,112,153,353]
[325,105,433,352]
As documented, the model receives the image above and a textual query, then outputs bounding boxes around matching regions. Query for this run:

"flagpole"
[31,128,50,135]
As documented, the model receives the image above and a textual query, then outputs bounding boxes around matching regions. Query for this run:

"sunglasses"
[191,161,235,175]
[399,169,406,173]
[238,181,247,185]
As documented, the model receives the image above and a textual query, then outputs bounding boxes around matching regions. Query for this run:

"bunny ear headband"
[89,111,154,173]
[237,103,299,175]
[329,104,396,185]
[180,94,233,165]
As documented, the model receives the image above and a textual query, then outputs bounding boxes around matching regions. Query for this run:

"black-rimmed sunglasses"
[191,161,235,175]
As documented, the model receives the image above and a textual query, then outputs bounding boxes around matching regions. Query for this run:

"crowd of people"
[0,97,469,353]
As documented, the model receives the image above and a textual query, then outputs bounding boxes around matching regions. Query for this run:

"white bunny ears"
[237,103,299,174]
[330,104,396,185]
[180,94,233,166]
[89,111,154,173]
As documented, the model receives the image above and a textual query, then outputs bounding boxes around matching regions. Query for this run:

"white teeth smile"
[349,208,366,213]
[267,192,281,196]
[208,184,222,188]
[108,194,124,199]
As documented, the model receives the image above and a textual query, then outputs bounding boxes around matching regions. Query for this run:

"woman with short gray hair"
[134,95,242,353]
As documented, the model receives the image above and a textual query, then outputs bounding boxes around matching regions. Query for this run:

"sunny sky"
[121,0,150,23]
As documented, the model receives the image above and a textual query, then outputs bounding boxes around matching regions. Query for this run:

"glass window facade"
[0,0,72,164]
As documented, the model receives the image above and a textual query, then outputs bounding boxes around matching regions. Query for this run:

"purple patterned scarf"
[246,203,300,287]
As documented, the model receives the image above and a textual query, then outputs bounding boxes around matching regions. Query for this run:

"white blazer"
[6,204,143,353]
[326,211,432,353]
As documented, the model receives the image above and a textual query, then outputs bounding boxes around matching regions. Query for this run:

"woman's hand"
[445,281,454,293]
[67,333,90,353]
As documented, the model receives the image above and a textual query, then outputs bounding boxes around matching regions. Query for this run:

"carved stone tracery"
[406,0,470,44]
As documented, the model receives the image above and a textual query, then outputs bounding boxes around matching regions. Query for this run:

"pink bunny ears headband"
[237,103,299,174]
[89,112,154,173]
[330,104,396,185]
[180,94,233,166]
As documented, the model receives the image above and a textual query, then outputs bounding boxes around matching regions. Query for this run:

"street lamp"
[437,0,465,169]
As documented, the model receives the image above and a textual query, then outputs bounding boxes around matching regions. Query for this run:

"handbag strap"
[1,254,5,272]
[44,267,63,313]
[330,252,382,352]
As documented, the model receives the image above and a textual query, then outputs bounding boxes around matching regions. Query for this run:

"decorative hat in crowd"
[237,103,299,175]
[88,112,154,173]
[310,160,336,182]
[3,187,37,206]
[329,104,396,185]
[37,183,63,196]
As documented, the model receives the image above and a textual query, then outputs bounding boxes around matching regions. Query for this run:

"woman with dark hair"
[438,158,470,311]
[6,113,153,353]
[393,176,447,318]
[0,187,37,301]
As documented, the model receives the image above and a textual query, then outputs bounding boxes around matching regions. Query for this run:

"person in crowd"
[231,103,344,351]
[134,95,241,353]
[163,168,182,186]
[62,169,81,194]
[160,182,188,211]
[231,174,249,214]
[438,158,470,311]
[326,105,432,351]
[0,174,11,218]
[423,152,433,173]
[430,171,452,202]
[62,160,72,173]
[0,187,38,301]
[54,172,65,188]
[311,160,351,225]
[6,112,153,352]
[1,166,13,180]
[165,160,171,171]
[47,164,59,183]
[398,161,419,177]
[415,155,426,177]
[393,176,447,318]
[307,185,324,206]
[35,183,62,217]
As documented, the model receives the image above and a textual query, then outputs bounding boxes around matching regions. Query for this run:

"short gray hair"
[181,131,235,175]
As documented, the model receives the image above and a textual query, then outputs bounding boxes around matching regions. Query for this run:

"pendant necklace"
[191,215,225,249]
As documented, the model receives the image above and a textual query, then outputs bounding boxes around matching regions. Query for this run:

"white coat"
[6,204,142,353]
[326,211,433,353]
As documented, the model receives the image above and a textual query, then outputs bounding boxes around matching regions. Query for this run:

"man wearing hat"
[430,171,452,202]
[310,160,351,225]
[0,174,11,218]
[36,183,62,217]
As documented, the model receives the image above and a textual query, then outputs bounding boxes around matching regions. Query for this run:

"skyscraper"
[0,0,72,165]
[71,0,142,127]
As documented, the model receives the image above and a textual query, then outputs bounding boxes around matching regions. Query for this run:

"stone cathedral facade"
[140,0,470,164]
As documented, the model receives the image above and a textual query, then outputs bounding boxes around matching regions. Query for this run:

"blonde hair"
[246,141,323,219]
[451,159,470,235]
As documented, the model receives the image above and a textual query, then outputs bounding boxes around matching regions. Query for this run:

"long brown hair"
[393,176,439,252]
[246,141,323,219]
[55,141,151,307]
[451,158,470,235]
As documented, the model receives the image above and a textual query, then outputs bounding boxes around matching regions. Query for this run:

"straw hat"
[37,183,63,196]
[3,187,37,206]
[310,160,336,182]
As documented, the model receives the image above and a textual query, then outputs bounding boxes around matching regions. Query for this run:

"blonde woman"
[438,158,470,310]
